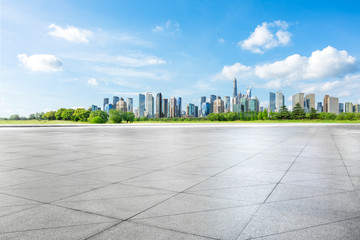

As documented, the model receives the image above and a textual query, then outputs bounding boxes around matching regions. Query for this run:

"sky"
[1,0,360,117]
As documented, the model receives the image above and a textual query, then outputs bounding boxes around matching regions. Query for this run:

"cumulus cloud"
[255,46,357,82]
[17,54,63,72]
[48,24,92,43]
[153,20,180,35]
[87,78,98,86]
[239,20,291,53]
[216,63,252,80]
[218,38,225,44]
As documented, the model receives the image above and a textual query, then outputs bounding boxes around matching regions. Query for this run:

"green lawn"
[1,119,360,125]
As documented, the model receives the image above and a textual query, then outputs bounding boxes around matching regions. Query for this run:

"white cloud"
[87,78,98,86]
[218,38,225,44]
[17,53,63,72]
[153,20,180,35]
[255,46,357,83]
[239,20,291,53]
[48,24,92,43]
[216,63,252,80]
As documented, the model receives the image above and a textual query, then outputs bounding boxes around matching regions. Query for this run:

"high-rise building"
[339,103,344,113]
[209,95,216,113]
[189,103,195,116]
[127,98,133,112]
[134,108,139,118]
[354,104,360,113]
[186,105,189,116]
[169,97,177,117]
[329,97,339,114]
[146,92,154,118]
[113,96,119,106]
[91,105,100,111]
[162,98,168,118]
[195,106,199,117]
[201,102,210,116]
[200,96,206,116]
[233,78,237,98]
[213,97,224,113]
[176,97,182,117]
[224,96,230,113]
[103,98,109,112]
[249,98,260,112]
[104,103,113,114]
[317,102,323,113]
[305,93,315,111]
[276,90,285,112]
[345,102,353,113]
[269,92,276,112]
[240,97,249,112]
[246,86,252,98]
[139,94,145,117]
[116,97,127,112]
[292,93,305,109]
[324,95,330,113]
[156,93,162,118]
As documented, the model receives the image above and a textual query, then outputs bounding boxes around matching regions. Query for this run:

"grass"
[1,119,360,125]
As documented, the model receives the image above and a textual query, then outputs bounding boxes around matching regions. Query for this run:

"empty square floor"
[1,123,360,240]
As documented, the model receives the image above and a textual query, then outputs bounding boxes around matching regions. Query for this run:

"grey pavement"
[0,123,360,239]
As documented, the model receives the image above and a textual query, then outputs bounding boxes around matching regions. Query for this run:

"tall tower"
[324,95,330,113]
[246,86,252,99]
[233,78,237,98]
[103,98,109,111]
[139,94,145,117]
[146,92,154,118]
[269,92,276,112]
[156,93,162,118]
[127,98,133,112]
[276,90,284,112]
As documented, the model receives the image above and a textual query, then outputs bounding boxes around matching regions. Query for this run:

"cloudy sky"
[1,0,360,117]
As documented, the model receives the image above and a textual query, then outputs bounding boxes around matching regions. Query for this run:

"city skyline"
[1,1,360,117]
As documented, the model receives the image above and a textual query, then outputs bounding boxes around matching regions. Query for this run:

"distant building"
[116,98,127,112]
[224,96,230,113]
[156,93,162,118]
[292,93,304,109]
[200,96,206,116]
[189,103,195,116]
[113,96,119,106]
[176,97,182,117]
[233,78,237,98]
[276,90,285,112]
[323,95,330,113]
[317,102,323,113]
[269,92,276,112]
[329,97,339,114]
[213,97,224,113]
[240,97,249,112]
[104,103,113,114]
[345,102,353,113]
[354,104,360,113]
[139,94,145,117]
[195,106,199,117]
[127,98,133,112]
[103,98,109,112]
[91,105,100,111]
[209,95,216,113]
[249,98,260,112]
[260,106,264,112]
[162,98,168,118]
[201,102,210,116]
[169,97,177,117]
[339,103,344,113]
[246,86,252,98]
[146,92,154,118]
[134,108,139,118]
[305,93,315,111]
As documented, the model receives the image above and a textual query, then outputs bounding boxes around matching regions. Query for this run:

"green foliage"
[9,114,20,120]
[123,112,135,123]
[90,116,106,123]
[109,109,122,123]
[262,109,269,120]
[55,108,67,120]
[43,111,56,120]
[336,112,357,121]
[28,113,36,120]
[276,106,291,119]
[89,110,108,123]
[291,103,306,119]
[318,112,336,120]
[61,109,74,120]
[35,112,44,120]
[258,112,263,120]
[71,108,90,122]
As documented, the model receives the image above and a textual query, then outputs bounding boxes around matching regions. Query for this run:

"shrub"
[90,116,106,123]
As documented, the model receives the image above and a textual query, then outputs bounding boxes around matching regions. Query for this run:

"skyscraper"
[201,102,210,116]
[113,96,119,107]
[209,95,216,113]
[116,97,127,112]
[324,95,330,113]
[269,92,276,112]
[195,106,199,117]
[339,103,344,113]
[246,86,252,98]
[156,92,162,118]
[188,103,195,116]
[249,98,260,112]
[345,102,353,113]
[213,97,224,113]
[276,90,284,112]
[162,98,168,118]
[292,93,305,109]
[200,96,206,116]
[127,98,133,112]
[139,94,145,117]
[329,97,339,114]
[103,98,109,112]
[224,96,230,113]
[233,78,237,98]
[176,97,182,117]
[146,92,154,118]
[305,94,315,110]
[317,102,323,113]
[169,97,177,117]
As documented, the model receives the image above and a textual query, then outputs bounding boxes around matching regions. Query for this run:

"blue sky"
[1,0,360,117]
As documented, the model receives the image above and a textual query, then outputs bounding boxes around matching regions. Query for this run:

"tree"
[89,110,108,123]
[9,114,20,120]
[55,108,67,120]
[109,109,122,123]
[262,109,269,120]
[258,112,263,120]
[43,111,56,120]
[90,116,106,123]
[277,106,291,119]
[291,103,306,119]
[124,112,135,123]
[28,113,36,120]
[72,108,90,122]
[61,109,74,120]
[35,112,44,120]
[309,108,318,119]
